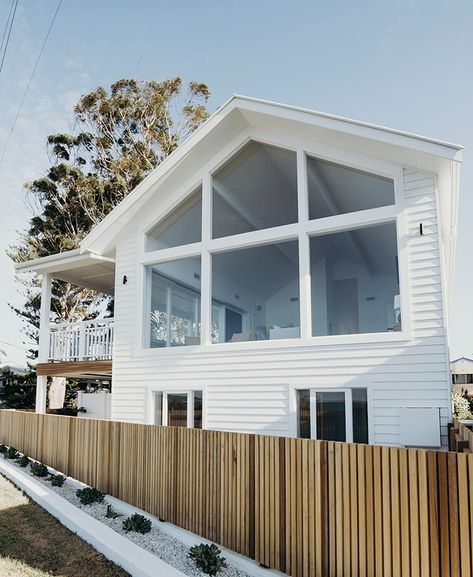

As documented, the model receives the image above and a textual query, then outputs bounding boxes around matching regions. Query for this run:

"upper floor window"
[143,138,403,348]
[307,156,395,220]
[146,186,202,251]
[211,240,300,343]
[310,222,400,336]
[212,141,298,238]
[148,257,201,348]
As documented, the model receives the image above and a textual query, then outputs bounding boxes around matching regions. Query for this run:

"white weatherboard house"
[16,96,462,448]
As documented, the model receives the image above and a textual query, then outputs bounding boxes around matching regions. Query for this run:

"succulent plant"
[122,513,152,534]
[76,486,105,505]
[30,461,49,477]
[49,474,66,487]
[189,543,227,576]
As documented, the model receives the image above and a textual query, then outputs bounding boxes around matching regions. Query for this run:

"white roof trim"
[15,249,115,275]
[234,94,463,154]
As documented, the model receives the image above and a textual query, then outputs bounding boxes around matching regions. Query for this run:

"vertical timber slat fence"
[0,410,472,577]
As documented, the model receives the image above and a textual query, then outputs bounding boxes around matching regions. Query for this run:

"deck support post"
[35,376,48,414]
[36,273,52,414]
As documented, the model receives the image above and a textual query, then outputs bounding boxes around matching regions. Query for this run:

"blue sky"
[0,0,472,363]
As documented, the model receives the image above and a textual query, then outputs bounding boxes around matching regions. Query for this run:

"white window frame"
[151,389,204,428]
[147,267,202,348]
[295,386,369,443]
[136,128,410,354]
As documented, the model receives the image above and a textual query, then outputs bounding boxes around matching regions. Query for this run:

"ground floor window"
[153,390,203,428]
[297,387,368,443]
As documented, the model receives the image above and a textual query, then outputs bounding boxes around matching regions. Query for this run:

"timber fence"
[450,418,473,453]
[0,410,472,577]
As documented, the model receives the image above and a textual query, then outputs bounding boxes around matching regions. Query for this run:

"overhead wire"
[0,0,16,61]
[0,0,63,165]
[0,0,18,77]
[0,339,30,351]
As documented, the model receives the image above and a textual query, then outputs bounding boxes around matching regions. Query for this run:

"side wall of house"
[110,167,451,446]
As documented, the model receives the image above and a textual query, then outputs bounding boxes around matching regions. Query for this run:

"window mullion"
[345,389,354,443]
[201,172,212,344]
[299,232,312,339]
[166,287,172,346]
[310,389,317,440]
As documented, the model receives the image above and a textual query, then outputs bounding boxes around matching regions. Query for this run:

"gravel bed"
[1,452,251,577]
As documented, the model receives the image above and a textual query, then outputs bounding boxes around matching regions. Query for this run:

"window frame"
[146,258,202,348]
[150,389,204,428]
[136,131,410,353]
[295,386,371,443]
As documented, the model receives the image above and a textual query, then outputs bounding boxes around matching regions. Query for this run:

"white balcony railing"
[49,318,114,362]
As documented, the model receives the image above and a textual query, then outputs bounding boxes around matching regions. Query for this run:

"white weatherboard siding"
[110,168,451,446]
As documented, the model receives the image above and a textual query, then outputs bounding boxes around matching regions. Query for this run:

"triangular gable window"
[146,186,202,251]
[212,141,298,239]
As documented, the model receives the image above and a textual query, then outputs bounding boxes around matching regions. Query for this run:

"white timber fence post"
[36,273,52,414]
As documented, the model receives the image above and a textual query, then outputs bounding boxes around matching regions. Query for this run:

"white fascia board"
[233,95,464,161]
[15,250,115,275]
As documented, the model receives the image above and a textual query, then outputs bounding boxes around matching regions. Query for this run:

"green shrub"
[122,513,152,534]
[0,443,7,454]
[49,474,66,487]
[189,543,227,576]
[30,461,49,477]
[5,446,19,460]
[76,487,104,505]
[17,454,31,468]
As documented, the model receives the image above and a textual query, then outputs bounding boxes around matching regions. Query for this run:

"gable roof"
[80,94,462,258]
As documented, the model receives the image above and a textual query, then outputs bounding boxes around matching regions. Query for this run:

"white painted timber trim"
[0,459,186,577]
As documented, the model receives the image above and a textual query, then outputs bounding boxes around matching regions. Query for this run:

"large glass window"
[148,257,201,347]
[212,141,298,239]
[307,157,395,220]
[310,222,400,336]
[143,141,402,349]
[146,186,202,251]
[211,241,300,343]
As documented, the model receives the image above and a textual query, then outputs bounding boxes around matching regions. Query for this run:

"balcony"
[35,318,115,379]
[49,318,114,362]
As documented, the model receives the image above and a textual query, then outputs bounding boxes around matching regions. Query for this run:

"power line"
[0,0,63,165]
[0,0,18,77]
[0,339,30,351]
[0,0,16,59]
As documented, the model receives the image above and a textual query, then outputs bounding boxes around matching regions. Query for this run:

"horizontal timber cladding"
[1,411,472,577]
[109,167,452,446]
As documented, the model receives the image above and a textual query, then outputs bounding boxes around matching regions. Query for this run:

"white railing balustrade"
[48,318,114,362]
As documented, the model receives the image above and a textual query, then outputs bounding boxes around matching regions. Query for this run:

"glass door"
[297,388,368,443]
[167,393,188,427]
[313,390,349,442]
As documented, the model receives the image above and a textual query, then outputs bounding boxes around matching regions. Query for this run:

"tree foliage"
[0,369,36,409]
[9,78,210,356]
